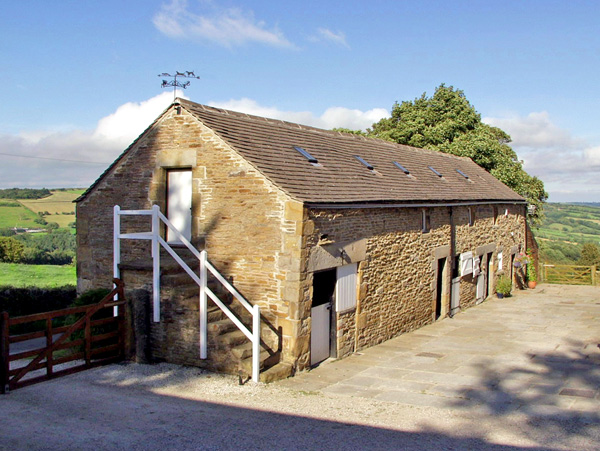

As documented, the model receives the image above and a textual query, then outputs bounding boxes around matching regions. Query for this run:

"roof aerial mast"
[158,71,201,100]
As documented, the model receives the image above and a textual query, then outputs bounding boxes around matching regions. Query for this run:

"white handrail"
[113,205,261,383]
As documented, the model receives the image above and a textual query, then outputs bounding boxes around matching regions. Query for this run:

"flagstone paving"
[276,284,600,415]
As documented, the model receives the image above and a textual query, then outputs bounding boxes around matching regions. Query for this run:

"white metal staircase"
[113,205,261,382]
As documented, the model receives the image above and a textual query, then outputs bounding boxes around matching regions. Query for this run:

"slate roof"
[78,98,525,205]
[180,99,524,205]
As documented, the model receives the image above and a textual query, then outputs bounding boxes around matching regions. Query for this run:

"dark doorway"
[485,252,493,299]
[312,270,336,307]
[435,258,447,320]
[311,269,336,366]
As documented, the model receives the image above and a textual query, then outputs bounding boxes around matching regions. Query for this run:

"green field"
[0,200,40,228]
[536,203,600,264]
[19,189,83,228]
[0,262,76,288]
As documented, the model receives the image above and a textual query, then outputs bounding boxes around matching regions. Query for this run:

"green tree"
[578,243,600,266]
[332,127,367,136]
[0,237,25,263]
[369,84,547,224]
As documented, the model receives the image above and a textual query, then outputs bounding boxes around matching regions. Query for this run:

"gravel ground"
[2,284,598,450]
[1,361,598,450]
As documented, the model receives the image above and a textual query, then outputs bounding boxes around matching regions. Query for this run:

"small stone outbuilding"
[76,98,528,380]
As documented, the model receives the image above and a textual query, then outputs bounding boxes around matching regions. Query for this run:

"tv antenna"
[158,71,201,100]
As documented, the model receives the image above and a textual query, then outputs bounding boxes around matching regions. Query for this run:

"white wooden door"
[166,170,192,244]
[310,303,331,366]
[450,276,461,316]
[336,264,357,312]
[476,273,485,304]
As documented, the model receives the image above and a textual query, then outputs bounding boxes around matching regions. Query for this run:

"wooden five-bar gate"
[1,279,126,393]
[541,264,597,286]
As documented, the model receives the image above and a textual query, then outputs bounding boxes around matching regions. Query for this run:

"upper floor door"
[166,169,192,244]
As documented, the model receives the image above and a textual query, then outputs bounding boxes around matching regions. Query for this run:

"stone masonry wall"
[298,203,525,370]
[77,105,305,368]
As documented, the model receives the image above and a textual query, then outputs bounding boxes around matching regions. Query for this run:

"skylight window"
[354,155,374,170]
[428,166,443,177]
[456,169,469,179]
[393,161,410,175]
[293,146,318,164]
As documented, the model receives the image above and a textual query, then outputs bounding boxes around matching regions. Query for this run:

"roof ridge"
[178,98,470,162]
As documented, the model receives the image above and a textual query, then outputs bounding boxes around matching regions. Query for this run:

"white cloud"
[484,112,600,202]
[208,98,387,131]
[0,94,386,189]
[310,28,349,48]
[153,0,294,48]
[94,92,177,146]
[0,92,177,189]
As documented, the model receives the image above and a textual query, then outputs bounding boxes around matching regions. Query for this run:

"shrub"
[496,276,512,297]
[0,237,25,263]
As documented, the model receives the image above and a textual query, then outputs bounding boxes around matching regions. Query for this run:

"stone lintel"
[308,239,367,273]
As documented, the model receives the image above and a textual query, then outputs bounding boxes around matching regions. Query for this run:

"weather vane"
[158,71,201,100]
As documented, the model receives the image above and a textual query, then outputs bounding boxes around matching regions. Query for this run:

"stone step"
[259,362,294,383]
[238,352,270,375]
[207,318,237,335]
[218,329,248,347]
[231,341,264,360]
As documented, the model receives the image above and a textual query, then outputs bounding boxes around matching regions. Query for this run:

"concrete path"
[1,284,598,450]
[278,284,600,417]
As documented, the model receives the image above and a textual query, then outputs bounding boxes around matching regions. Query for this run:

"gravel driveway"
[1,284,598,450]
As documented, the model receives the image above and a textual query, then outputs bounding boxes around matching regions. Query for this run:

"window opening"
[393,161,410,175]
[428,166,443,177]
[456,169,469,179]
[422,209,431,233]
[493,206,499,225]
[293,146,319,164]
[469,206,475,226]
[354,155,374,170]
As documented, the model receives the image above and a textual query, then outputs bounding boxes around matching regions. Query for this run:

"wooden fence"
[1,279,126,393]
[541,264,597,286]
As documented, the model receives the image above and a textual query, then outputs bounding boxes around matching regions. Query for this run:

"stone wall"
[77,105,305,367]
[299,203,525,369]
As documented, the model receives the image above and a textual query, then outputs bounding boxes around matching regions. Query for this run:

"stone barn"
[76,98,528,381]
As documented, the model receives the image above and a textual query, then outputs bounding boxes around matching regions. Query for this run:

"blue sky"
[1,0,599,202]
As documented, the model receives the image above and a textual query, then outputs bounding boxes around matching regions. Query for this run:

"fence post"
[199,251,207,360]
[252,304,260,383]
[46,317,53,377]
[113,205,121,316]
[1,312,9,394]
[592,265,597,286]
[152,205,161,323]
[85,314,92,366]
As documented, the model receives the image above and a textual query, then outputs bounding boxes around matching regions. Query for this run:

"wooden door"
[166,169,192,244]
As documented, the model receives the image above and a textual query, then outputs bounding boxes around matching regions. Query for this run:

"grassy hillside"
[19,189,83,228]
[535,203,600,264]
[0,199,40,228]
[0,262,76,287]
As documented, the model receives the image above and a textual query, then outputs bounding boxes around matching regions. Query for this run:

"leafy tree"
[0,237,25,263]
[332,127,367,136]
[369,84,547,224]
[578,243,600,266]
[0,188,51,199]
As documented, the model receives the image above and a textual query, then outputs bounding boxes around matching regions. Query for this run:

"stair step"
[208,318,237,335]
[259,362,294,383]
[219,329,248,347]
[231,342,256,360]
[234,346,270,364]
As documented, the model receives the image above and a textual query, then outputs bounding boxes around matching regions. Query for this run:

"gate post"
[1,311,9,394]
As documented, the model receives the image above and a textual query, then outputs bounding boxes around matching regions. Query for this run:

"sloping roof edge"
[74,100,179,203]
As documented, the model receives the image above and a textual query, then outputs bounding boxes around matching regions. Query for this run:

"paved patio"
[277,284,600,416]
